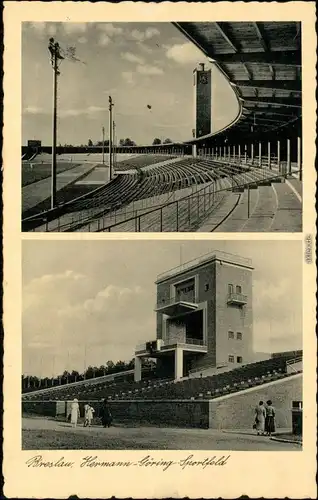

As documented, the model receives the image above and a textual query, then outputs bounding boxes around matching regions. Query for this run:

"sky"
[22,22,238,146]
[22,240,302,377]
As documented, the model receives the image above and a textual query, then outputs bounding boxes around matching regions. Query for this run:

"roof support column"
[258,142,262,168]
[175,347,183,381]
[277,140,281,173]
[192,144,197,158]
[297,136,302,181]
[134,356,142,382]
[228,145,231,161]
[268,141,271,170]
[233,145,236,162]
[238,144,241,164]
[223,145,226,161]
[244,145,247,164]
[251,143,254,165]
[287,138,291,175]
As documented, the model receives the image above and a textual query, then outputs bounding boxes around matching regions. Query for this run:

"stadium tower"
[135,251,254,382]
[192,63,212,157]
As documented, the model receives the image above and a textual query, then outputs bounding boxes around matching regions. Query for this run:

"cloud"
[24,106,44,115]
[26,22,57,37]
[122,71,135,85]
[28,22,48,35]
[138,43,153,54]
[59,106,108,118]
[121,52,145,64]
[97,23,123,36]
[130,27,160,42]
[63,23,87,35]
[136,64,163,76]
[98,33,111,46]
[23,273,153,375]
[145,27,160,39]
[165,42,207,64]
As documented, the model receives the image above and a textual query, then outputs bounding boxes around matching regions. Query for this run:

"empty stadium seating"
[22,151,301,233]
[22,353,302,404]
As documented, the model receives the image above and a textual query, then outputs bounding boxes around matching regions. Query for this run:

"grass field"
[22,162,80,187]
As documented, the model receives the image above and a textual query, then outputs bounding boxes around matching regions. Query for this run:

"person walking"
[100,399,112,428]
[254,400,266,435]
[265,400,276,436]
[70,398,80,428]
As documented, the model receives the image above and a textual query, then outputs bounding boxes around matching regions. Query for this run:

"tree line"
[86,138,173,147]
[22,358,156,392]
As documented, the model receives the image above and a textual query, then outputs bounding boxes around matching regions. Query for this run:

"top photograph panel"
[21,21,302,233]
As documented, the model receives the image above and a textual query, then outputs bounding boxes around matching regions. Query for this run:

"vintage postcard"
[3,1,317,498]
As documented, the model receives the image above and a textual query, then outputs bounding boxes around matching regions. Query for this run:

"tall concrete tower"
[135,251,254,382]
[193,63,212,140]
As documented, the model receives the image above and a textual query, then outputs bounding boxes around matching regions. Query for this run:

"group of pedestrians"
[254,400,276,436]
[69,398,112,429]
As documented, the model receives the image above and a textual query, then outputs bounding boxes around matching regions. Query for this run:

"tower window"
[236,285,242,294]
[205,283,209,291]
[237,332,242,340]
[237,356,243,364]
[228,330,234,339]
[228,355,234,363]
[228,284,234,294]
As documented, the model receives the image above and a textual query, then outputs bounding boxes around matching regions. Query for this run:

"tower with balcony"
[134,251,254,382]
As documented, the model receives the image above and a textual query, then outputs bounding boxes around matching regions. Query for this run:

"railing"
[98,169,299,233]
[135,337,206,352]
[156,295,199,309]
[227,292,248,304]
[188,362,228,375]
[161,337,207,348]
[157,251,252,281]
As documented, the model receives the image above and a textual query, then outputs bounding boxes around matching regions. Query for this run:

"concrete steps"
[240,185,277,232]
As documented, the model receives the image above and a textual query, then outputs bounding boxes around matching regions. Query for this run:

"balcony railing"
[156,295,199,310]
[135,337,206,354]
[227,292,248,305]
[163,337,206,347]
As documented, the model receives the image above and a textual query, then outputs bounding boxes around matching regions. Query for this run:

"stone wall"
[208,374,302,430]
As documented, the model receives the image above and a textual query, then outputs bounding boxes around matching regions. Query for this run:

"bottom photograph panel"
[22,239,302,451]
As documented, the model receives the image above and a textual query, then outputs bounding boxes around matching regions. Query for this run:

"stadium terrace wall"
[208,374,302,430]
[22,399,210,429]
[22,374,301,430]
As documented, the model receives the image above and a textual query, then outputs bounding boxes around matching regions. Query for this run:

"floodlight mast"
[102,126,105,165]
[48,38,64,209]
[109,96,114,180]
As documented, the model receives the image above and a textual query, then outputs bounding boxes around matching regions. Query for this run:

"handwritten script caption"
[26,454,230,471]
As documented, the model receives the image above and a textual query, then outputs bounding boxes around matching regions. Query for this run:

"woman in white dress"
[83,403,90,427]
[87,405,95,427]
[71,398,80,428]
[254,400,266,435]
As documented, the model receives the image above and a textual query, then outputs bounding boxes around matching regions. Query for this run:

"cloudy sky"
[22,240,302,377]
[22,22,238,146]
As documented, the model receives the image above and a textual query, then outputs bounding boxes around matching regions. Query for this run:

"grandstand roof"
[173,22,301,142]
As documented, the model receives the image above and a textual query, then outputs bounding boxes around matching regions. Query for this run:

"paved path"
[22,163,96,213]
[22,417,299,451]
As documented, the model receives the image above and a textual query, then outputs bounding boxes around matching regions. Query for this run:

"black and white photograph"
[21,21,302,233]
[3,1,316,499]
[22,240,303,451]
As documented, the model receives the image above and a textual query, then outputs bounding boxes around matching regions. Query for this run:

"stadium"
[22,242,303,450]
[22,21,302,233]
